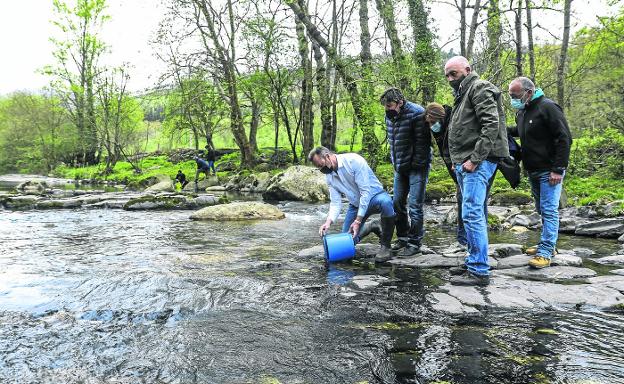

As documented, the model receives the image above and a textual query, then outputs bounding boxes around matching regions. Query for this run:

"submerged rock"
[262,165,329,202]
[190,201,285,221]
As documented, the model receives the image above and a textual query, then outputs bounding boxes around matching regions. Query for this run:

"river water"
[1,194,624,383]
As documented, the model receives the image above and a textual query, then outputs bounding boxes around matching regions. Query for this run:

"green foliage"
[569,128,624,178]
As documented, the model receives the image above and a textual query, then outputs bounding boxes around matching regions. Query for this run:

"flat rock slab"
[388,254,462,268]
[190,201,285,221]
[351,275,389,289]
[610,269,624,276]
[296,243,379,260]
[497,266,596,281]
[575,218,624,238]
[430,274,624,314]
[594,254,624,266]
[489,243,523,258]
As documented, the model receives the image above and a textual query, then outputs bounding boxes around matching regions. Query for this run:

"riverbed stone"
[551,253,583,267]
[496,255,532,269]
[511,212,542,228]
[190,201,285,221]
[497,266,596,281]
[575,218,624,238]
[196,176,220,190]
[489,243,523,258]
[262,165,329,202]
[15,180,47,195]
[124,194,189,210]
[490,190,532,206]
[430,274,624,314]
[558,216,580,233]
[144,175,175,193]
[594,254,624,266]
[619,233,624,243]
[351,275,389,289]
[388,254,463,268]
[1,195,41,209]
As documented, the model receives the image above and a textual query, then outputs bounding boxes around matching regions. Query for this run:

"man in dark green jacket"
[444,56,510,286]
[508,77,572,269]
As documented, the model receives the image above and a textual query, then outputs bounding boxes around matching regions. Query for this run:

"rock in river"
[262,165,328,202]
[190,201,285,221]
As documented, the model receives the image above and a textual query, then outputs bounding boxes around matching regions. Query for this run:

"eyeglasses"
[509,89,530,99]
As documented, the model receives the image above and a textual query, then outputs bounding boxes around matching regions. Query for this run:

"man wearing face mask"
[309,146,396,261]
[380,88,431,257]
[444,56,509,286]
[508,77,572,269]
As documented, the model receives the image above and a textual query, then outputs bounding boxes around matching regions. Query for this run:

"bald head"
[444,56,471,81]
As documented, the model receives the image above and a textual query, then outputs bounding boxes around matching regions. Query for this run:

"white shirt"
[326,153,385,223]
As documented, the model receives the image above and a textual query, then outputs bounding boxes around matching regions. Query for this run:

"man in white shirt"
[308,146,396,260]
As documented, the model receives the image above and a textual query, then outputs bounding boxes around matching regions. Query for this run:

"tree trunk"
[375,0,410,94]
[249,97,260,152]
[514,0,523,77]
[460,0,467,56]
[525,0,536,82]
[194,0,254,168]
[313,40,334,151]
[466,0,482,60]
[295,8,314,162]
[557,0,573,108]
[406,0,437,103]
[485,0,503,86]
[287,0,379,168]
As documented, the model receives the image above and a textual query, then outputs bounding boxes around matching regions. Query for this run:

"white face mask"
[430,121,442,133]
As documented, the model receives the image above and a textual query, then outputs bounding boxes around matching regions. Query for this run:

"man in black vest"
[380,88,431,256]
[508,77,572,269]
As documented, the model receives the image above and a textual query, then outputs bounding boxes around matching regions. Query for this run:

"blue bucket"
[323,233,356,263]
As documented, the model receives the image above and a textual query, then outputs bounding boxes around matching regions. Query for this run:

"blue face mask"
[510,98,525,110]
[430,121,442,133]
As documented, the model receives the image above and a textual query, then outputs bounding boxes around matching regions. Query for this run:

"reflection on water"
[0,202,623,383]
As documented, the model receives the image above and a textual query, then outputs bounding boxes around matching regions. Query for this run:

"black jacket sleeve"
[545,101,573,171]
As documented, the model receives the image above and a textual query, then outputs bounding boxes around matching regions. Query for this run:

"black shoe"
[397,245,421,257]
[449,264,467,276]
[391,239,408,251]
[450,272,490,286]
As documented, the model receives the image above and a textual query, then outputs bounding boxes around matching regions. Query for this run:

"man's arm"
[545,102,573,172]
[320,182,343,235]
[469,82,503,164]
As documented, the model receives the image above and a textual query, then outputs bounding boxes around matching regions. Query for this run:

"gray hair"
[380,87,405,105]
[308,146,334,162]
[513,77,535,92]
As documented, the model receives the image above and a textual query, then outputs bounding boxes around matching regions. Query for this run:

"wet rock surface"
[190,201,285,221]
[262,165,329,202]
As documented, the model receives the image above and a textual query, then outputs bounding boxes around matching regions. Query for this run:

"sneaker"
[450,272,490,286]
[528,256,551,269]
[526,246,557,256]
[391,239,408,251]
[397,245,421,257]
[449,264,467,276]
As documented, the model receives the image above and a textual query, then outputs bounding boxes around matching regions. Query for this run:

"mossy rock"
[490,190,533,206]
[123,195,189,210]
[425,183,453,202]
[190,201,285,221]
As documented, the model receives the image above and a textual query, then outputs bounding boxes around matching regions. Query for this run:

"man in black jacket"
[381,88,431,256]
[508,77,572,269]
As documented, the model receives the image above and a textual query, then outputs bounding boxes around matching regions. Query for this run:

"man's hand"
[348,220,361,239]
[549,172,563,186]
[462,160,477,173]
[319,220,332,236]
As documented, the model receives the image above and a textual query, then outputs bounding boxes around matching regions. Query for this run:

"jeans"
[454,172,496,246]
[393,167,429,247]
[343,191,395,244]
[455,160,498,276]
[208,160,216,174]
[528,171,564,259]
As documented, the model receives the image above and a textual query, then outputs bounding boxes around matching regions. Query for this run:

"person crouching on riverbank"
[309,146,396,262]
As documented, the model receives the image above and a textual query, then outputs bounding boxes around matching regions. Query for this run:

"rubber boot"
[375,216,395,262]
[358,219,381,240]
